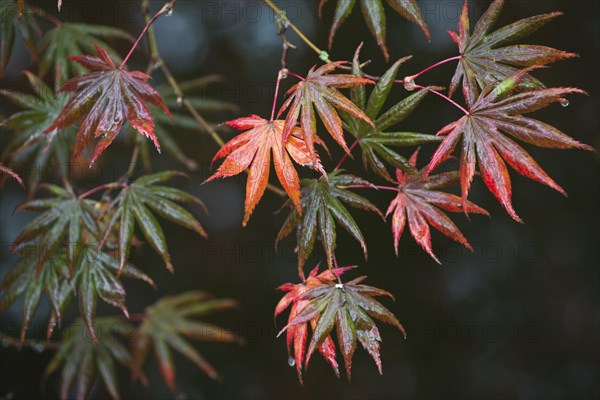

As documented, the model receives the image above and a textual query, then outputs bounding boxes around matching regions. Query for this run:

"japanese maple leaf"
[449,0,576,107]
[206,115,323,226]
[386,151,488,263]
[319,0,429,60]
[278,265,405,381]
[427,69,593,222]
[279,62,375,164]
[274,264,351,384]
[44,43,172,164]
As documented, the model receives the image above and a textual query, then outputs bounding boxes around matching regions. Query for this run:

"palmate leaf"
[1,71,72,193]
[427,69,593,222]
[386,150,488,263]
[38,22,133,83]
[448,0,576,107]
[44,43,172,164]
[44,317,135,400]
[10,183,99,271]
[343,46,440,181]
[132,291,240,393]
[102,171,207,272]
[319,0,429,60]
[0,246,69,341]
[276,171,381,270]
[0,1,39,78]
[72,244,155,340]
[275,265,357,383]
[277,265,405,381]
[138,76,238,170]
[279,61,375,164]
[206,115,323,226]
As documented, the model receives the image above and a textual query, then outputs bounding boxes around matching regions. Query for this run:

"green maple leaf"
[342,45,441,181]
[132,291,240,393]
[102,171,207,273]
[1,72,72,194]
[277,171,381,270]
[44,317,135,400]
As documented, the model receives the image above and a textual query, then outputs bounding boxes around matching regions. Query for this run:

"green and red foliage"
[0,0,594,397]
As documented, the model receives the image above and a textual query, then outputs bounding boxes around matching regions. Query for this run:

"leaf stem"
[78,182,126,200]
[262,0,331,63]
[334,139,360,170]
[413,84,469,115]
[342,184,399,192]
[407,55,461,81]
[120,0,175,69]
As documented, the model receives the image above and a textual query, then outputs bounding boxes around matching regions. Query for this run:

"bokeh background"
[1,1,598,399]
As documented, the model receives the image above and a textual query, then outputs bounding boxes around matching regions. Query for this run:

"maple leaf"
[0,245,69,341]
[1,71,72,193]
[206,115,323,226]
[10,183,100,271]
[319,0,429,60]
[386,150,488,263]
[342,46,440,180]
[101,171,207,272]
[38,22,133,83]
[277,265,405,381]
[276,171,382,270]
[448,0,577,107]
[44,317,135,400]
[132,291,240,394]
[0,1,39,78]
[275,265,359,383]
[44,43,172,164]
[279,61,375,164]
[428,69,593,222]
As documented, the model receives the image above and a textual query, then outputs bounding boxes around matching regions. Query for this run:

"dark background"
[1,1,598,399]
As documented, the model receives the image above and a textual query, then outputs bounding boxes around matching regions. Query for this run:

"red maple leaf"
[206,115,323,226]
[427,69,593,222]
[45,43,171,164]
[274,264,348,384]
[386,150,488,263]
[279,61,375,164]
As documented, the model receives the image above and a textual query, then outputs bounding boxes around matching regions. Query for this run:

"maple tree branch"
[263,0,331,63]
[142,1,287,199]
[121,0,175,69]
[0,334,61,350]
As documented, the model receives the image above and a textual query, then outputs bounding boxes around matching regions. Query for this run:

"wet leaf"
[206,115,323,226]
[386,150,488,263]
[448,0,576,107]
[276,265,404,381]
[279,61,374,164]
[0,1,39,78]
[44,43,172,164]
[428,69,593,221]
[103,171,207,273]
[276,171,381,270]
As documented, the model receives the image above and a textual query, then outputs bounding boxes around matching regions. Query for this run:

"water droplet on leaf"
[560,99,569,107]
[288,357,295,367]
[166,8,173,17]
